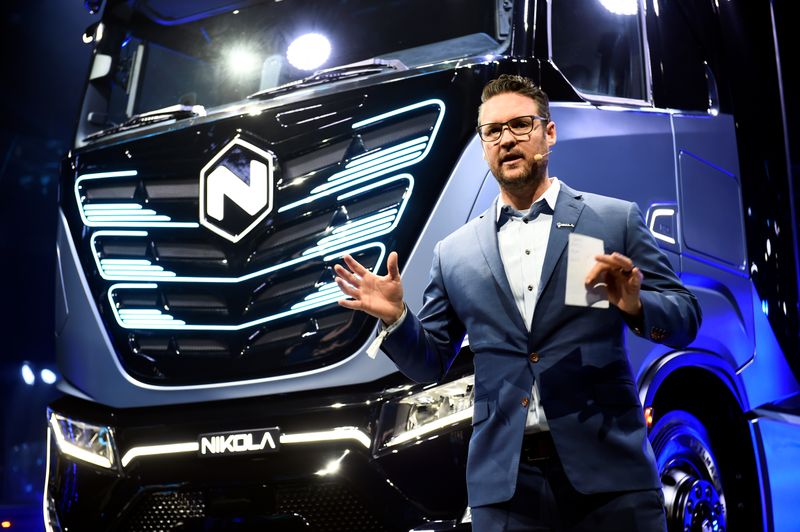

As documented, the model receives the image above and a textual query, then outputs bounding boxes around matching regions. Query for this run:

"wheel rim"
[650,411,727,532]
[663,469,725,532]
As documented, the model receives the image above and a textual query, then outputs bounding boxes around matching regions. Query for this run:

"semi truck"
[45,0,800,530]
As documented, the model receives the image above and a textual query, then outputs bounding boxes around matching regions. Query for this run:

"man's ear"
[547,121,557,148]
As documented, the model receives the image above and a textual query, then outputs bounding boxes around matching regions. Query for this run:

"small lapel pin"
[556,222,575,229]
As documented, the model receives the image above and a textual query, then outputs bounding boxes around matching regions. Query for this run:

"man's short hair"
[478,74,550,124]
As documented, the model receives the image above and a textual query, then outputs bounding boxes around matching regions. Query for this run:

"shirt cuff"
[366,305,407,359]
[382,305,407,336]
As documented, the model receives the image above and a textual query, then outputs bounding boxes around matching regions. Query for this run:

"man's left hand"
[585,252,643,317]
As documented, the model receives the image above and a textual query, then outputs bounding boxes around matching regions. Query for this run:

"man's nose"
[497,126,518,146]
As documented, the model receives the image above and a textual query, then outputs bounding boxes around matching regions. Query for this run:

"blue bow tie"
[498,201,553,229]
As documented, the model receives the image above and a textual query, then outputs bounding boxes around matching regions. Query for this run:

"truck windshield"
[90,0,508,136]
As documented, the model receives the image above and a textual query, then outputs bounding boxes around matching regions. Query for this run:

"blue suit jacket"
[382,183,701,507]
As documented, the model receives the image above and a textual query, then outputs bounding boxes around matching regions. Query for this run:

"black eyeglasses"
[476,115,548,142]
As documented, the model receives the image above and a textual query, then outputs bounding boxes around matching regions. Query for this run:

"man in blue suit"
[334,75,701,531]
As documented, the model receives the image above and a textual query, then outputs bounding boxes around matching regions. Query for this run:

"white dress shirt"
[496,178,560,433]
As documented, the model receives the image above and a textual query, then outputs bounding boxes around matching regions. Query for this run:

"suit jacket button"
[529,352,540,363]
[521,397,530,408]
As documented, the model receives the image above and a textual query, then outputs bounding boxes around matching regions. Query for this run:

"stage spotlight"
[598,0,637,15]
[41,369,58,385]
[287,33,331,71]
[227,47,260,75]
[21,363,35,386]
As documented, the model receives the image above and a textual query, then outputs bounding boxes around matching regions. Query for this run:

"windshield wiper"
[85,104,207,141]
[248,58,406,100]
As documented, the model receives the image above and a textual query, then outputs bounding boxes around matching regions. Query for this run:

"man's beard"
[493,159,546,193]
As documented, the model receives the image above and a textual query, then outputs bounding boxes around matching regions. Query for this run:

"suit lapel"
[535,184,585,313]
[474,203,528,332]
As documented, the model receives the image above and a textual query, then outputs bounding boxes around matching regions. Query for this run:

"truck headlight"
[48,411,117,469]
[378,375,474,450]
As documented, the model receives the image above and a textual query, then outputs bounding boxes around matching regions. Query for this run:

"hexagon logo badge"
[199,137,275,243]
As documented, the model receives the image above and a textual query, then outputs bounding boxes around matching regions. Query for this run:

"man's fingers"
[335,276,361,299]
[333,263,361,288]
[387,251,400,281]
[593,253,634,272]
[343,254,369,276]
[337,297,362,310]
[628,267,644,285]
[584,262,606,285]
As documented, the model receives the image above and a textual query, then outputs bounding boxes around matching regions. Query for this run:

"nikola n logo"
[199,136,275,243]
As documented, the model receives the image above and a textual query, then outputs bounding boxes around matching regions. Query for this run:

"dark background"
[0,0,797,529]
[0,3,100,527]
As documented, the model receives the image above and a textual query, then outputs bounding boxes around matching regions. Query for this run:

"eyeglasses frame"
[476,114,550,143]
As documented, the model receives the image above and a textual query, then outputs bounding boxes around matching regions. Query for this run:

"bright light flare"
[227,47,260,75]
[286,33,331,71]
[598,0,638,15]
[41,369,57,385]
[315,450,350,476]
[21,364,35,386]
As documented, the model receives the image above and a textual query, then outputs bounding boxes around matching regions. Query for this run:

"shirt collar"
[495,177,561,222]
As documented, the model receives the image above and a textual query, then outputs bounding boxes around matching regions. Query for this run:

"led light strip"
[648,207,677,245]
[278,98,444,213]
[90,175,411,283]
[75,170,199,228]
[118,308,186,328]
[84,203,171,223]
[343,136,428,170]
[313,142,425,193]
[383,407,473,448]
[107,241,386,331]
[119,426,371,467]
[290,282,345,312]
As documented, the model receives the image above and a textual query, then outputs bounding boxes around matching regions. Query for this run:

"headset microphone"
[533,150,552,162]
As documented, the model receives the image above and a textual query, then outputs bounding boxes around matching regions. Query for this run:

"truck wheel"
[649,410,727,532]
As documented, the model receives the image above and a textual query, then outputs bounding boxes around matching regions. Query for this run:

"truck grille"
[123,483,389,532]
[67,96,450,385]
[125,490,206,532]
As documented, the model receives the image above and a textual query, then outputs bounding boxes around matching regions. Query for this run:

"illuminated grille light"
[304,207,400,257]
[100,259,176,278]
[278,99,444,213]
[290,282,345,312]
[84,203,171,223]
[91,175,410,286]
[118,308,186,327]
[75,171,199,228]
[314,138,427,192]
[78,98,444,383]
[107,242,385,331]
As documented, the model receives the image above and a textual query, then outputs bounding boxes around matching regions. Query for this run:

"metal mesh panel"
[124,483,389,532]
[126,490,206,532]
[277,482,389,532]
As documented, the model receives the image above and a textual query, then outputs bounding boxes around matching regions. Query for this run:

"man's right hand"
[334,251,405,325]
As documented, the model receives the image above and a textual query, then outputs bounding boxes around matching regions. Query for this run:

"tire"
[649,410,727,532]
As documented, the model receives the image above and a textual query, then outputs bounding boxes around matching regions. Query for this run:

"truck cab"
[46,0,800,530]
